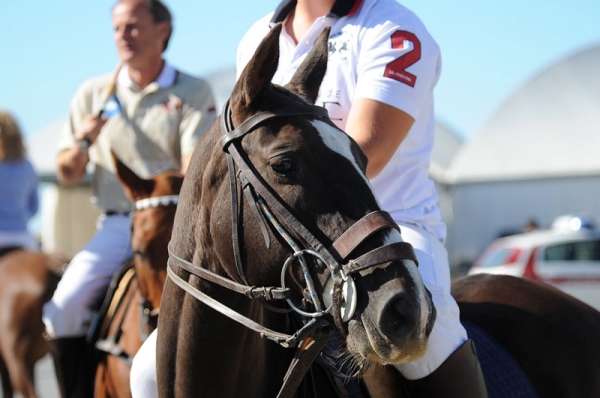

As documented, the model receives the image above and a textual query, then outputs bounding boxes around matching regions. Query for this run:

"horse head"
[112,153,183,313]
[161,24,436,396]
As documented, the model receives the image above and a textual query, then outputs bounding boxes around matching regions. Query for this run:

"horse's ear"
[111,151,155,201]
[284,26,330,104]
[231,23,283,116]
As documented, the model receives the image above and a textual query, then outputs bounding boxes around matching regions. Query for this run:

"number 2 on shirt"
[384,30,421,87]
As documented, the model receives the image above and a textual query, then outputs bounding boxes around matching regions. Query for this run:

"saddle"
[331,319,539,398]
[88,261,140,366]
[462,319,538,398]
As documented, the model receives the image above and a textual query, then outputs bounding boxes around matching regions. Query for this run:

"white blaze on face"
[313,119,431,338]
[310,119,373,190]
[311,120,429,338]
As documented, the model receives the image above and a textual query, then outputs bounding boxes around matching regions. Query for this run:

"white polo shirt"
[58,62,216,213]
[236,0,445,242]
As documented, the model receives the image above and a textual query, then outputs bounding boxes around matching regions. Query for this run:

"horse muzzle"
[346,259,436,364]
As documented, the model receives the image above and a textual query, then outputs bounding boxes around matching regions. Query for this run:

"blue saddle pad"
[463,319,538,398]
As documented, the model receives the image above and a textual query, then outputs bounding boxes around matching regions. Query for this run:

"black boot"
[46,336,94,398]
[403,339,488,398]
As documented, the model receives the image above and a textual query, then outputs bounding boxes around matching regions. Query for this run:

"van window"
[543,239,600,262]
[478,248,521,267]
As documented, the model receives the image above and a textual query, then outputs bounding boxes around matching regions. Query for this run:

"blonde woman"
[0,109,39,256]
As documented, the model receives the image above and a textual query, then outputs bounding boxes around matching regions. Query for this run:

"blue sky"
[2,1,599,141]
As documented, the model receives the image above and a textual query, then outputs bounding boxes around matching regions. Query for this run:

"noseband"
[166,98,418,396]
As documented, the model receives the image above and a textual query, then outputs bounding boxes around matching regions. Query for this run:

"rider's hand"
[75,114,107,145]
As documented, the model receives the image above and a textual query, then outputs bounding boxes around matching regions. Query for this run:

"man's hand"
[76,114,108,145]
[57,115,107,186]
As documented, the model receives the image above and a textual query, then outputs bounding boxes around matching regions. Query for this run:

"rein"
[167,99,418,397]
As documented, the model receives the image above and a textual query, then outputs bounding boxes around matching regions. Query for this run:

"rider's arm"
[345,99,414,179]
[56,114,106,186]
[347,19,440,179]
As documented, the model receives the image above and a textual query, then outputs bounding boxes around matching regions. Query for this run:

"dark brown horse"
[93,155,182,398]
[0,250,66,398]
[363,274,600,398]
[453,274,600,397]
[157,24,436,398]
[155,23,600,398]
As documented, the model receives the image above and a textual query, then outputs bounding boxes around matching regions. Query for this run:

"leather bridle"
[167,98,418,397]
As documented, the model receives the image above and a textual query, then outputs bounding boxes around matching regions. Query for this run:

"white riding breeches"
[42,214,132,338]
[129,221,467,394]
[131,328,159,398]
[392,222,467,380]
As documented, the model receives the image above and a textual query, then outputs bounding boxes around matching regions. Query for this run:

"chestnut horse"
[0,157,180,398]
[0,157,181,398]
[93,155,182,398]
[0,250,66,398]
[157,24,435,398]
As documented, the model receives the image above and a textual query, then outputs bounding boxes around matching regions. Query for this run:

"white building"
[445,43,600,268]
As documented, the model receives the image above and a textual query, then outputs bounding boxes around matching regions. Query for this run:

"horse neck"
[185,282,295,397]
[136,268,165,310]
[132,209,174,310]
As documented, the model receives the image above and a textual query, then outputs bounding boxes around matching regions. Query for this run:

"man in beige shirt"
[42,1,216,396]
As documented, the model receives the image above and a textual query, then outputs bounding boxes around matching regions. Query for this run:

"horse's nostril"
[378,294,415,337]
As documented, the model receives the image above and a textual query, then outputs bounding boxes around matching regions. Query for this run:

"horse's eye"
[270,159,295,174]
[134,249,147,260]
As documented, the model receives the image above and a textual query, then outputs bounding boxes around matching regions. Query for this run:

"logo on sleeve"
[384,30,421,87]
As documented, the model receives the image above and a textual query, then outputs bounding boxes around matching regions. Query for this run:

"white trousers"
[130,222,467,395]
[131,328,159,398]
[392,222,467,380]
[42,214,132,338]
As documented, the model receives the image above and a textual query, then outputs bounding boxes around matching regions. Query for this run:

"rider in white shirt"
[236,0,487,396]
[130,1,488,396]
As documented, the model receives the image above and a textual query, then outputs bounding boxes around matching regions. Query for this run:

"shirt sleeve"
[353,11,441,119]
[57,80,95,153]
[179,78,217,157]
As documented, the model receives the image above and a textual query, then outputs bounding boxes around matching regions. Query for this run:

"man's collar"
[270,0,363,24]
[117,61,177,90]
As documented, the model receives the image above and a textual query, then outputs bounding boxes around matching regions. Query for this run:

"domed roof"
[430,120,463,181]
[447,43,600,183]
